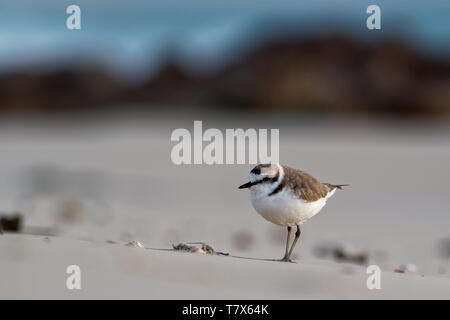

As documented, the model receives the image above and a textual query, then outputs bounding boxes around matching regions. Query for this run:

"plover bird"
[239,163,347,262]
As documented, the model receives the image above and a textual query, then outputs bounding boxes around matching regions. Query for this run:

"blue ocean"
[0,0,449,80]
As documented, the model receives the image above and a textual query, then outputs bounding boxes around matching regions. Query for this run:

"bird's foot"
[278,256,296,263]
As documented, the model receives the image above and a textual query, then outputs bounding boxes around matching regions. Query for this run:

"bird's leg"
[286,225,301,261]
[280,226,292,262]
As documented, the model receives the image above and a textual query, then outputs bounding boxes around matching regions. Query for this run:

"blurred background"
[1,0,450,116]
[1,0,450,277]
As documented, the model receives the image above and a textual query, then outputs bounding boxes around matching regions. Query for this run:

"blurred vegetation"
[1,34,449,118]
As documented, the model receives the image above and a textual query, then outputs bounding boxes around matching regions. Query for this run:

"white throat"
[275,163,285,185]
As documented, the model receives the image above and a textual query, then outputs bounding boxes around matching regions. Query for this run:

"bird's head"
[238,163,283,190]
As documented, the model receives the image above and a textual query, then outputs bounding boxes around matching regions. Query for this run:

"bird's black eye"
[262,177,269,182]
[251,167,261,175]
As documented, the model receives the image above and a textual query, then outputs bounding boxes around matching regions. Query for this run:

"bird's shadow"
[145,247,296,263]
[230,255,297,263]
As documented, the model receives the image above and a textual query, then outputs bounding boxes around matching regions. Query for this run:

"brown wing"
[281,165,330,202]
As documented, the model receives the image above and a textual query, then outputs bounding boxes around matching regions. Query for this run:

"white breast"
[249,185,332,227]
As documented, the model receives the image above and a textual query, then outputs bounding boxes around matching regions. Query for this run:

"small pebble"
[0,213,22,232]
[314,242,372,265]
[332,244,370,265]
[394,263,418,273]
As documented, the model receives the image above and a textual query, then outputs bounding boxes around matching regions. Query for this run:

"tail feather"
[323,183,349,190]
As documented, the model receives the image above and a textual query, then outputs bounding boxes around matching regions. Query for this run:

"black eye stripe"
[251,168,261,175]
[249,176,278,187]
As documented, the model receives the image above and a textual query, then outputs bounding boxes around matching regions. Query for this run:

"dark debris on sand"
[0,213,23,232]
[173,242,229,256]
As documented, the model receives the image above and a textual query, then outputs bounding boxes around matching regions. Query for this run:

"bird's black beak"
[239,182,253,189]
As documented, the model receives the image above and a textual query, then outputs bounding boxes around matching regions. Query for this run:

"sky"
[0,0,449,80]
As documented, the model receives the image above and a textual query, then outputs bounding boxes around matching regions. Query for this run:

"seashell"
[193,247,206,254]
[172,242,229,256]
[125,241,144,248]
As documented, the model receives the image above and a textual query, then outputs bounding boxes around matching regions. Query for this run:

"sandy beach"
[0,116,449,299]
[1,233,449,300]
